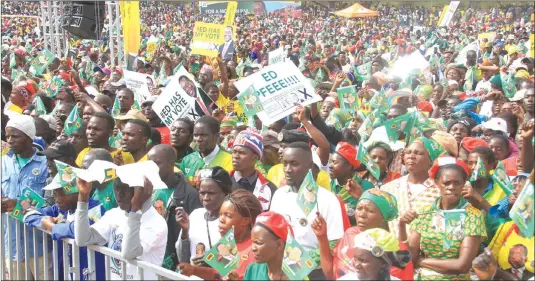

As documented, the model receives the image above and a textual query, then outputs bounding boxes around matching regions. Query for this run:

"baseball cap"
[510,89,526,102]
[262,130,281,149]
[37,140,77,159]
[93,66,111,76]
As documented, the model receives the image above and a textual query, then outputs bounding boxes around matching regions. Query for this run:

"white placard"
[268,48,285,65]
[124,70,155,101]
[439,1,460,27]
[152,76,196,128]
[234,60,321,125]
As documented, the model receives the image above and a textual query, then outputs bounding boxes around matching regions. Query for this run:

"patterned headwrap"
[358,189,398,222]
[412,137,447,162]
[352,228,412,268]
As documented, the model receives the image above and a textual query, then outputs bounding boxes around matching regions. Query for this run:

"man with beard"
[121,119,151,163]
[170,118,194,169]
[75,112,134,166]
[142,96,170,145]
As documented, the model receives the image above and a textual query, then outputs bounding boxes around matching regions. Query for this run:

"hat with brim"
[37,140,77,159]
[510,89,526,102]
[114,109,149,122]
[141,95,158,106]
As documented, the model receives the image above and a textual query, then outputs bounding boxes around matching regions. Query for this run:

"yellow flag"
[224,1,237,26]
[119,1,141,56]
[437,5,449,26]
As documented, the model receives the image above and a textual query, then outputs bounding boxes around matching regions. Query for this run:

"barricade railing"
[1,213,196,280]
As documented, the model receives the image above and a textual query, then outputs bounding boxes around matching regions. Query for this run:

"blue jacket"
[24,199,106,280]
[1,150,48,261]
[453,97,489,125]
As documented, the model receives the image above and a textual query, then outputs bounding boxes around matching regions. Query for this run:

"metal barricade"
[1,213,196,280]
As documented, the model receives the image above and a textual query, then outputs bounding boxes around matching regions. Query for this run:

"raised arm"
[521,120,534,173]
[296,104,330,166]
[74,179,108,247]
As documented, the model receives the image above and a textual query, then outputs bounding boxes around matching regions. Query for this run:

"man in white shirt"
[74,177,168,280]
[269,141,344,280]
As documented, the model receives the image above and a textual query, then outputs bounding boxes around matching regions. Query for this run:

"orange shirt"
[235,239,255,280]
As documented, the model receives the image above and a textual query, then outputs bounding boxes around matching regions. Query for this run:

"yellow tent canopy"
[334,3,379,18]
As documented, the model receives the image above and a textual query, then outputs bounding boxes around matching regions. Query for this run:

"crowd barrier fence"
[0,213,196,280]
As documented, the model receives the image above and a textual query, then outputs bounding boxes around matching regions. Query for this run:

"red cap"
[429,156,469,179]
[460,137,488,152]
[336,142,360,168]
[255,212,293,242]
[417,101,433,113]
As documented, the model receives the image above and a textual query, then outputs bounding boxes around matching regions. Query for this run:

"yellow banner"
[119,1,141,56]
[478,32,496,41]
[224,1,237,26]
[437,5,449,26]
[191,22,226,57]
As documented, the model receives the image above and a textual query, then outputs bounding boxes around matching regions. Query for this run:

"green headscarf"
[358,188,398,222]
[412,137,447,162]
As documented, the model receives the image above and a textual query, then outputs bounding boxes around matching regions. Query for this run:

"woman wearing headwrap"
[408,157,486,281]
[4,80,37,118]
[243,212,293,280]
[312,189,414,280]
[337,228,412,280]
[447,118,474,146]
[381,137,446,241]
[178,189,263,280]
[176,167,233,265]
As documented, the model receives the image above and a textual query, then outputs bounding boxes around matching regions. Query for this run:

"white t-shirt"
[338,273,400,280]
[269,185,344,251]
[180,208,221,261]
[91,207,168,280]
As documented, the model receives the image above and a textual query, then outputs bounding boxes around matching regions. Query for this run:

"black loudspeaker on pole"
[62,1,105,40]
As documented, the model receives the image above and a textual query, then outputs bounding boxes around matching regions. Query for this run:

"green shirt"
[179,147,233,184]
[91,181,118,211]
[243,263,269,280]
[16,155,31,168]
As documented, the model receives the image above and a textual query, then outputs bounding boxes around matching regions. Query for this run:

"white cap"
[43,175,62,191]
[6,114,36,139]
[482,118,508,134]
[510,89,526,102]
[507,34,515,40]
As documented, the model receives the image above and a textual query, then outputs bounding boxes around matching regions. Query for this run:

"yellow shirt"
[267,163,331,192]
[216,93,244,116]
[137,154,148,162]
[75,147,134,167]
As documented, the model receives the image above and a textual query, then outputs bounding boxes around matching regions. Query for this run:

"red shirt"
[155,126,170,145]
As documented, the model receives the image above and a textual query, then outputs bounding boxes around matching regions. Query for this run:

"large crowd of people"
[1,1,534,280]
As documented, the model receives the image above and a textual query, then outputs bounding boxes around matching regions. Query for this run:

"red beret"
[255,212,294,242]
[429,156,469,179]
[336,142,360,168]
[460,137,488,153]
[417,101,433,113]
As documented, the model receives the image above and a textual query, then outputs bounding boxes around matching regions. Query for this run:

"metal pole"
[107,2,115,67]
[43,230,50,280]
[32,228,39,279]
[15,219,21,280]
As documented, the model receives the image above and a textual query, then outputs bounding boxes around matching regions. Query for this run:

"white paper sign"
[389,51,430,80]
[73,160,167,189]
[152,76,196,128]
[115,161,166,189]
[268,48,285,65]
[124,70,155,101]
[234,60,321,125]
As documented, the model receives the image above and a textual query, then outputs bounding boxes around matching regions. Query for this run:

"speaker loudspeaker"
[62,1,104,40]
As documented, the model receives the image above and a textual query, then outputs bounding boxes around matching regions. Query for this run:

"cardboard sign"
[233,60,321,125]
[11,188,45,222]
[191,22,226,57]
[124,70,155,101]
[152,76,196,126]
[268,47,285,65]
